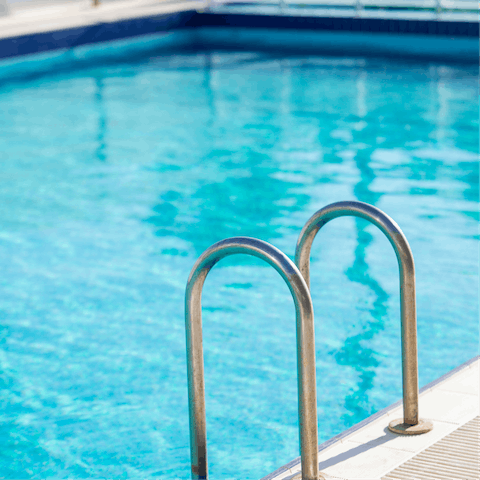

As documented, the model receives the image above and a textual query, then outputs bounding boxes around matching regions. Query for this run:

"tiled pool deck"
[0,0,202,41]
[263,356,479,480]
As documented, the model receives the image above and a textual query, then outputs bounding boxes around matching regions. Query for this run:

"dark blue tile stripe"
[0,11,195,60]
[1,9,478,60]
[193,12,479,37]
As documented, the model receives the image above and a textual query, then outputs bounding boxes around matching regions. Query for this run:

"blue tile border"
[259,355,480,480]
[192,12,479,37]
[0,10,195,60]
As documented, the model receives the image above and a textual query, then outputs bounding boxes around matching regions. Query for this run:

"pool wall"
[0,9,478,64]
[192,26,478,63]
[0,27,196,84]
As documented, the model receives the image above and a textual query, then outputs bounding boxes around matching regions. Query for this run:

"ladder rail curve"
[295,200,429,431]
[185,236,323,480]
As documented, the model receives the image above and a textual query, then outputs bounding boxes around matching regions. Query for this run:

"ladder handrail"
[295,201,423,428]
[185,236,321,480]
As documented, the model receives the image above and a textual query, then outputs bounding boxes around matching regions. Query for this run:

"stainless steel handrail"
[295,201,432,435]
[185,236,323,480]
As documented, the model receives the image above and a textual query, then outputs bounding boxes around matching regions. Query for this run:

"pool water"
[0,40,478,479]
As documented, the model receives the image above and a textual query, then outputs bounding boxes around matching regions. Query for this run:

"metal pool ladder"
[295,200,433,435]
[184,201,432,480]
[185,237,323,480]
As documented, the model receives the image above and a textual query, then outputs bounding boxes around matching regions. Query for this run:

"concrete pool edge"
[260,354,480,480]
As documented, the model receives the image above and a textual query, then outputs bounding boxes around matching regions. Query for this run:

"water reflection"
[336,223,388,423]
[145,54,310,255]
[94,75,107,162]
[202,52,215,129]
[334,73,389,425]
[146,149,309,255]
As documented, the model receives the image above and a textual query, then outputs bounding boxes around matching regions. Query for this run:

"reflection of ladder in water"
[184,200,433,480]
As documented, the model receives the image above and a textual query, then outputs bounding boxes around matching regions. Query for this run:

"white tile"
[0,0,206,40]
[418,389,479,425]
[318,440,412,479]
[437,363,479,396]
[346,417,458,453]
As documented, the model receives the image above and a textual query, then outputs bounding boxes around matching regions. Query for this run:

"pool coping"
[260,354,480,480]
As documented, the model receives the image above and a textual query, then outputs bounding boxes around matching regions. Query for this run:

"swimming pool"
[0,35,478,479]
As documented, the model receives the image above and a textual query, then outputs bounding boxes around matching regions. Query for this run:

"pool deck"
[263,356,479,480]
[0,0,203,41]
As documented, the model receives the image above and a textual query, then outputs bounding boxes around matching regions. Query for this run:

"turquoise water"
[0,41,478,479]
